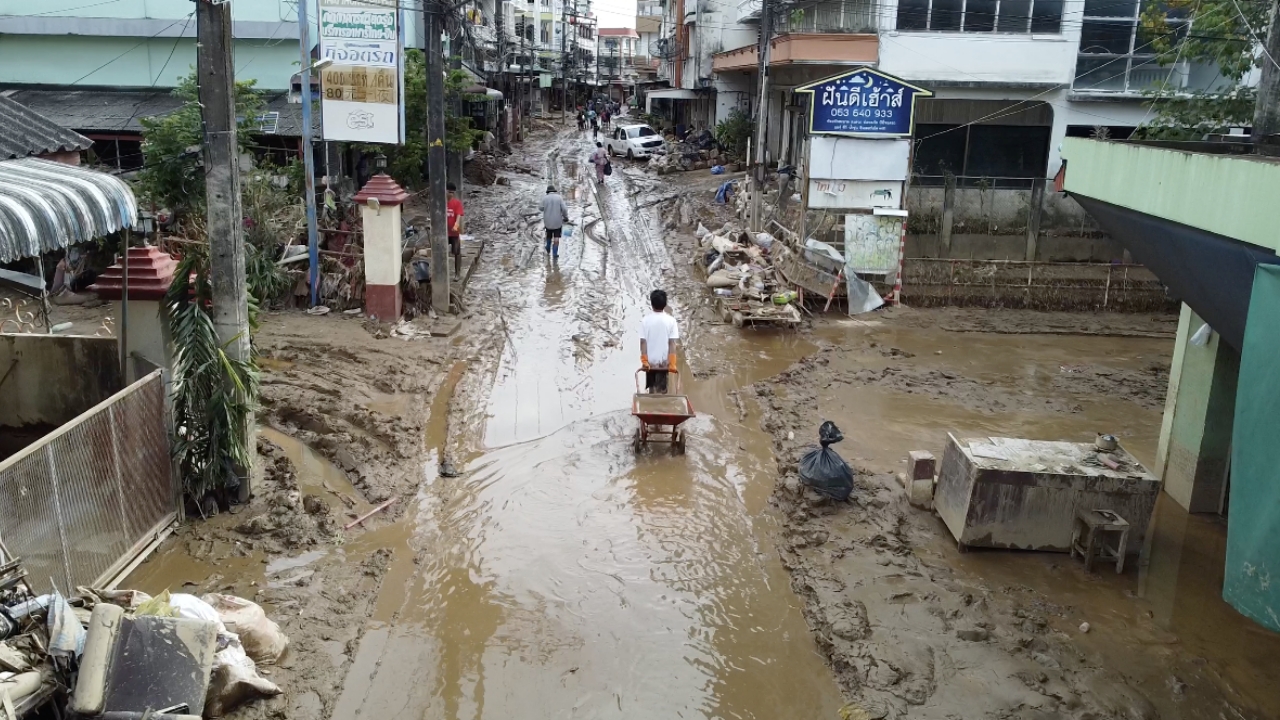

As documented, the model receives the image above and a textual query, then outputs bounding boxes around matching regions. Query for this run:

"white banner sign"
[844,213,903,276]
[809,136,911,181]
[319,2,403,144]
[809,179,902,210]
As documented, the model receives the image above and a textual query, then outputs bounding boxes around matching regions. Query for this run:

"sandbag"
[706,270,741,288]
[202,594,288,665]
[204,639,282,717]
[798,421,854,501]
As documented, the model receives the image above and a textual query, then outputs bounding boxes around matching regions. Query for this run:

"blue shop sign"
[795,69,932,137]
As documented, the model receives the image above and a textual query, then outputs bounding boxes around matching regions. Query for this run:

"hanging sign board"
[809,179,903,210]
[794,68,931,137]
[808,137,911,181]
[319,0,404,144]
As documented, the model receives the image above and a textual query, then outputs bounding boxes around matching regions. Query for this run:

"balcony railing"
[784,0,883,33]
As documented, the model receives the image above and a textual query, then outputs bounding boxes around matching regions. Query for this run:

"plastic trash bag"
[695,222,710,239]
[710,165,725,175]
[798,421,854,501]
[203,594,289,665]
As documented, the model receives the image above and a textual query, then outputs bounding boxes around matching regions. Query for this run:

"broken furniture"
[935,435,1159,554]
[69,604,215,720]
[1071,508,1131,573]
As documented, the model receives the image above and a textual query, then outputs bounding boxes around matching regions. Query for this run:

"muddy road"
[327,128,847,719]
[122,123,1280,720]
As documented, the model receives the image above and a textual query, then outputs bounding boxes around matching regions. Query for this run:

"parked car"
[607,123,664,160]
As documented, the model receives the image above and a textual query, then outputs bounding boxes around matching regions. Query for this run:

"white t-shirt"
[640,311,680,367]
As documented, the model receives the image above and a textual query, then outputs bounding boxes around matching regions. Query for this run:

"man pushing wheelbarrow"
[633,290,695,453]
[640,289,679,393]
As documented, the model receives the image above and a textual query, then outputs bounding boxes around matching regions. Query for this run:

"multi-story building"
[598,28,642,101]
[678,0,1244,183]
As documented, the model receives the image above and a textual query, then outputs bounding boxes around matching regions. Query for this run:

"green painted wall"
[1159,305,1238,513]
[0,36,299,90]
[1061,138,1280,252]
[0,0,292,23]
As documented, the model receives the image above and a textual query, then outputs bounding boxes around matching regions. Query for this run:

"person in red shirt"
[446,182,463,275]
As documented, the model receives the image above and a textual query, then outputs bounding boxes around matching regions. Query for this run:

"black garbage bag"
[798,421,853,500]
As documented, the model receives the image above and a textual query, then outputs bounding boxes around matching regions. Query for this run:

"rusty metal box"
[935,435,1160,554]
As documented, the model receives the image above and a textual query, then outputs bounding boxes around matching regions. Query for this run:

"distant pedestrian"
[591,115,599,140]
[576,109,585,131]
[541,184,570,259]
[446,182,463,275]
[590,142,608,183]
[640,289,679,394]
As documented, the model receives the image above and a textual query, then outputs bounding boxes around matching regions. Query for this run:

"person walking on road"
[590,142,609,184]
[640,289,680,394]
[446,182,463,275]
[541,184,570,259]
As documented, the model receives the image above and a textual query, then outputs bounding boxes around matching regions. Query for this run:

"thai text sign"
[795,69,931,137]
[319,1,403,144]
[809,179,903,210]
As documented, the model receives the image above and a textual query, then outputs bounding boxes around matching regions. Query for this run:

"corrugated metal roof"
[0,158,138,263]
[0,96,93,160]
[2,88,313,137]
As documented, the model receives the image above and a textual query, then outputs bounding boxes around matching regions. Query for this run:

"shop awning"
[644,88,701,113]
[0,158,138,263]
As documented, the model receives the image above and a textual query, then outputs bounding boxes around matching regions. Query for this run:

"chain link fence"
[0,371,175,593]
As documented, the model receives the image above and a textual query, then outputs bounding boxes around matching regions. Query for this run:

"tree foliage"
[1136,0,1271,138]
[715,109,754,159]
[135,71,265,217]
[368,51,487,187]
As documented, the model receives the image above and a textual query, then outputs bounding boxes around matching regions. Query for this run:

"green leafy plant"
[715,109,754,159]
[166,247,259,501]
[135,71,265,219]
[1134,0,1267,139]
[446,66,488,153]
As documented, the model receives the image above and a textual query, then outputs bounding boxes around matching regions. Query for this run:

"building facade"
[661,0,1240,181]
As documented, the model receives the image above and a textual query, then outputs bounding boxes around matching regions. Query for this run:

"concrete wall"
[0,334,121,429]
[1157,305,1238,513]
[906,233,1127,262]
[879,32,1077,86]
[0,35,300,90]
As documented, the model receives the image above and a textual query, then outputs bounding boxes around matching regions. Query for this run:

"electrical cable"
[67,13,194,86]
[1228,0,1280,71]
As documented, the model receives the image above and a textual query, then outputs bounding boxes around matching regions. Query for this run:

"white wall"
[879,33,1079,86]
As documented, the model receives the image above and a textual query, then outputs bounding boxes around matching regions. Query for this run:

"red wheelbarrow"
[631,369,695,454]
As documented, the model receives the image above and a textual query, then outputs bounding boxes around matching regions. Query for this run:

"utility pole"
[424,0,451,311]
[449,27,464,188]
[196,0,251,496]
[561,1,568,123]
[1254,0,1280,144]
[297,0,321,306]
[750,0,773,232]
[496,0,507,148]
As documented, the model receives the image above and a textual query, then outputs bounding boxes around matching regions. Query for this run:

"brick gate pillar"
[353,174,410,322]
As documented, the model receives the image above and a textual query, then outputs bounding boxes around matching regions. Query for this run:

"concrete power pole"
[1254,0,1280,143]
[196,0,251,496]
[749,0,773,232]
[561,2,569,123]
[424,0,452,311]
[496,0,507,148]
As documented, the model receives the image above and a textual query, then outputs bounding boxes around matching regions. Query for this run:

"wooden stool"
[1070,509,1130,574]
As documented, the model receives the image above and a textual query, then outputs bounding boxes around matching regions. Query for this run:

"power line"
[67,13,195,86]
[1228,0,1280,71]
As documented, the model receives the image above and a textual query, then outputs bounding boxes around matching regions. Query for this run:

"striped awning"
[0,158,138,263]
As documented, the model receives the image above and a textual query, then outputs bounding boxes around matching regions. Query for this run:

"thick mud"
[121,120,1279,720]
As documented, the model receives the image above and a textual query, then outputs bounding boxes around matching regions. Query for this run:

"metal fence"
[0,371,175,593]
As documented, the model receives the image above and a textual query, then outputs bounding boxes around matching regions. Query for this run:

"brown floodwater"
[330,132,847,720]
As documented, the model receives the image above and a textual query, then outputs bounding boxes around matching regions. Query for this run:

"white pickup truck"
[606,123,665,160]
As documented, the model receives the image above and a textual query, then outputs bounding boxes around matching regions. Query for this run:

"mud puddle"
[260,427,371,513]
[332,128,847,719]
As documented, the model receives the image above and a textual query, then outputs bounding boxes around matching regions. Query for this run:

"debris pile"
[695,222,801,327]
[0,552,289,719]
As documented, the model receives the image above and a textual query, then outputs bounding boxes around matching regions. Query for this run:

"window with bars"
[1073,0,1192,93]
[896,0,1063,33]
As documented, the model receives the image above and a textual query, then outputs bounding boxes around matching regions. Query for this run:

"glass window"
[965,0,996,31]
[896,0,930,29]
[1079,19,1134,53]
[965,125,1051,178]
[912,124,967,176]
[1074,55,1130,90]
[997,0,1031,31]
[931,0,963,29]
[1083,0,1137,16]
[1031,0,1062,31]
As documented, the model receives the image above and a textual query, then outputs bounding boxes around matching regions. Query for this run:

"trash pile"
[696,222,802,327]
[0,553,287,719]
